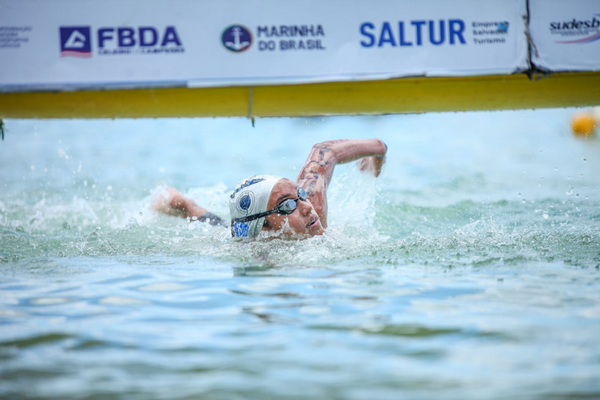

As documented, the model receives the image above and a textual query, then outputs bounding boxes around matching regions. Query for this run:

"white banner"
[530,0,600,72]
[0,0,528,92]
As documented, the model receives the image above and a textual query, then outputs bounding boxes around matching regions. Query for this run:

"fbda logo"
[60,27,92,57]
[59,26,183,57]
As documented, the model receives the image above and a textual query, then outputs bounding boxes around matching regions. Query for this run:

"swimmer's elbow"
[311,141,339,161]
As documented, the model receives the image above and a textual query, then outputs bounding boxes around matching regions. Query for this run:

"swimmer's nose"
[298,199,311,216]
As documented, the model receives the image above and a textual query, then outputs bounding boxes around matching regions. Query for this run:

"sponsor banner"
[0,0,527,92]
[530,0,600,71]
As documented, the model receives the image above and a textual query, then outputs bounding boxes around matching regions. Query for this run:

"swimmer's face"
[263,178,324,237]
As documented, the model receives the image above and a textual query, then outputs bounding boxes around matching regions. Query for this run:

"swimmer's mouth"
[306,216,320,229]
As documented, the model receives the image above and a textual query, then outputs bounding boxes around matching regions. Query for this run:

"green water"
[1,110,599,399]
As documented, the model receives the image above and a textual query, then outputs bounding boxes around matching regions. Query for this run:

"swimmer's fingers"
[152,187,186,216]
[371,153,386,177]
[358,158,369,172]
[151,189,171,214]
[358,156,385,178]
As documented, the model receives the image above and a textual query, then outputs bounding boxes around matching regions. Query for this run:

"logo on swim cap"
[236,191,254,215]
[233,222,250,237]
[222,25,252,52]
[240,194,252,210]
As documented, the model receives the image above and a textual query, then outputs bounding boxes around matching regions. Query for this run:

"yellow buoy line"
[0,72,599,119]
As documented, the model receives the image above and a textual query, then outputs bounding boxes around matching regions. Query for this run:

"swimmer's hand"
[152,187,191,217]
[359,140,387,177]
[152,186,226,226]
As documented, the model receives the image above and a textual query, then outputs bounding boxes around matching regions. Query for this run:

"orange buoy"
[571,112,597,137]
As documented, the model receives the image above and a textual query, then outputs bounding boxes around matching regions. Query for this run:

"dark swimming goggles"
[234,187,307,223]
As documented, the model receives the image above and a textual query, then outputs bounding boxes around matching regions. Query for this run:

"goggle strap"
[234,209,276,223]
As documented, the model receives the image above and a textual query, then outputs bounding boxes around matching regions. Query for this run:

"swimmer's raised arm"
[152,187,226,226]
[296,139,387,229]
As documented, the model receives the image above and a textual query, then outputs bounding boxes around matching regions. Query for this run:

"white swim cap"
[229,175,282,239]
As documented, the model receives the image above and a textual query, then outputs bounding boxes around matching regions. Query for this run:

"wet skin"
[262,178,325,237]
[153,139,386,238]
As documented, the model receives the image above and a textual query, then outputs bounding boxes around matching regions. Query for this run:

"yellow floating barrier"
[1,72,599,119]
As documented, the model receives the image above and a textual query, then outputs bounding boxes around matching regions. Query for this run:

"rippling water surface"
[1,110,600,399]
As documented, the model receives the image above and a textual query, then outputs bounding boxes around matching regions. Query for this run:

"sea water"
[1,109,599,399]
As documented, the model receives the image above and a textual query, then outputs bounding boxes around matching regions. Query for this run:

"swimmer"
[153,139,387,239]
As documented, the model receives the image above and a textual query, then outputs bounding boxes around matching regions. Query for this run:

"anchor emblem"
[222,25,252,52]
